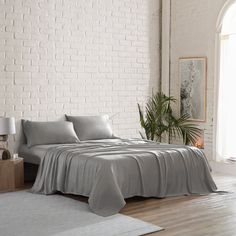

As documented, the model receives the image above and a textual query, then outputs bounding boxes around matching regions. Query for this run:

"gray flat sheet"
[30,139,217,216]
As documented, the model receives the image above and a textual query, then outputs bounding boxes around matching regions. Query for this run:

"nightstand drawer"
[0,158,24,191]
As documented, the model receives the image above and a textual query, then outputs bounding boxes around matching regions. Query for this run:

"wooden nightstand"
[0,158,24,192]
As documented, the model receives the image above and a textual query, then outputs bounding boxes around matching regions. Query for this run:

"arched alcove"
[214,0,236,162]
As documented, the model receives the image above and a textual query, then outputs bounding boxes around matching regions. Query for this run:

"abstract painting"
[179,57,207,122]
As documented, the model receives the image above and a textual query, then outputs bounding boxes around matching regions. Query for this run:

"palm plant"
[138,92,201,145]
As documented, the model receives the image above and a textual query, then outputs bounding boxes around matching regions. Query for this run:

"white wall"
[0,0,161,150]
[3,0,227,160]
[170,0,227,160]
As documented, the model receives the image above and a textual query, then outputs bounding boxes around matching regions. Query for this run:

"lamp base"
[0,148,11,160]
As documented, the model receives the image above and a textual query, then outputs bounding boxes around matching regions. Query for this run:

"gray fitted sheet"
[19,139,124,165]
[19,144,58,165]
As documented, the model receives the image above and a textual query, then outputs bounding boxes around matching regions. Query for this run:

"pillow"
[22,120,79,147]
[66,115,113,141]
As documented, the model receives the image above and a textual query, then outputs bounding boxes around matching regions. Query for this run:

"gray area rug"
[0,191,163,236]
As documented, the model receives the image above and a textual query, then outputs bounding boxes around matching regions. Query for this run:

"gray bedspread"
[31,139,217,216]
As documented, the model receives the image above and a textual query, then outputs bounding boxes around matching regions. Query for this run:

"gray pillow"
[23,120,79,147]
[66,115,113,141]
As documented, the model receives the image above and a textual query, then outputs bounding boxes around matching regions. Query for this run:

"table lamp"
[0,117,16,159]
[0,117,16,141]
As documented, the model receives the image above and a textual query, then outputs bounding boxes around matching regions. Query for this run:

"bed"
[19,117,217,216]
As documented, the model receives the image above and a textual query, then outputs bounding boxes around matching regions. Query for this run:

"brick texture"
[0,0,160,150]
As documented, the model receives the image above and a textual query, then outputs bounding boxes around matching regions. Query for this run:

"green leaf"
[137,92,201,145]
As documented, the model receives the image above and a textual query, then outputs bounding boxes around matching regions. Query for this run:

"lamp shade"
[0,117,16,135]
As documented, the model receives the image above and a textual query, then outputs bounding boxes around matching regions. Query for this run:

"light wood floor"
[6,173,236,236]
[121,173,236,236]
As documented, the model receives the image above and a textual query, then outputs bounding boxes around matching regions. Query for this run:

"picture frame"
[179,57,207,122]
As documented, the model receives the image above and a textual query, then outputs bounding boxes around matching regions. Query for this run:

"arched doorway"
[215,1,236,162]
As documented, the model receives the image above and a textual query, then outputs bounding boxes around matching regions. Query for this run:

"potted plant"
[138,92,201,145]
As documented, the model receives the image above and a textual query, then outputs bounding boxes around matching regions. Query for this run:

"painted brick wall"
[0,0,160,151]
[170,0,226,160]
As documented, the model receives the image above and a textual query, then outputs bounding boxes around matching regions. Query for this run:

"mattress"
[18,139,123,165]
[19,144,58,165]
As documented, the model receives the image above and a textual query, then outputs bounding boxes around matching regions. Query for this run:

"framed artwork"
[179,57,207,122]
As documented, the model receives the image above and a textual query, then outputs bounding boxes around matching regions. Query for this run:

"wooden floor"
[7,173,236,236]
[121,173,236,236]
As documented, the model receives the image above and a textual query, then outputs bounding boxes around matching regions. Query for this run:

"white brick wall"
[0,0,160,151]
[170,0,226,160]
